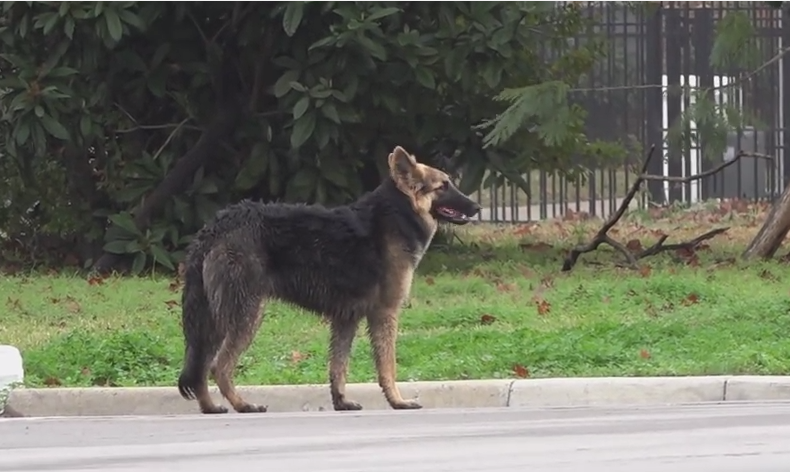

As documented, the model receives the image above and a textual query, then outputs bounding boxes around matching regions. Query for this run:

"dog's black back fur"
[189,177,431,310]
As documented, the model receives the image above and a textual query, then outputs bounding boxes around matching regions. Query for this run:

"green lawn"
[2,203,788,388]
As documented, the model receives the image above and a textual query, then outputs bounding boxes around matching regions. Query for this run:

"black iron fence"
[474,1,788,223]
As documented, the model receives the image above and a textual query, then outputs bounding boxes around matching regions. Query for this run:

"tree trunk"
[91,97,242,274]
[742,181,790,259]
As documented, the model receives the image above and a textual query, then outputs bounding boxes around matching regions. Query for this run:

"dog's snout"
[469,201,482,216]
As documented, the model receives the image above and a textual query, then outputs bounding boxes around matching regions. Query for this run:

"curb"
[7,375,790,417]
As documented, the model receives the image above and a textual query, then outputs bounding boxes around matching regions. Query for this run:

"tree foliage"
[0,1,615,273]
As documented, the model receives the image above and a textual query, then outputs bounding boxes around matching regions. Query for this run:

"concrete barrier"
[0,345,24,416]
[6,375,790,417]
[508,376,728,407]
[9,379,513,417]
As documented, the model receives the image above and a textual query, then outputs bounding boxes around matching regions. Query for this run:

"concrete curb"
[6,375,790,417]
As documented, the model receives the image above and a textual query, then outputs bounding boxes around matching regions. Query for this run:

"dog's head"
[388,145,481,225]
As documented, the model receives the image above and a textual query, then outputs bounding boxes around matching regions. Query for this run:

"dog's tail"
[177,254,222,400]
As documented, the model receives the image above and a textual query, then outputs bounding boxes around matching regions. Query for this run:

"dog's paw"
[236,403,268,413]
[391,399,422,410]
[201,405,229,415]
[334,399,363,411]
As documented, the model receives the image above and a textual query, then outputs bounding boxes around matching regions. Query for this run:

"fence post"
[645,3,665,205]
[783,7,790,191]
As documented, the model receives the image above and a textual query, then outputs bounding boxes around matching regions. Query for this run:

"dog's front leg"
[367,308,422,410]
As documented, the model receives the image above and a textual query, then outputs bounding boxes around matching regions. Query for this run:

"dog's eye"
[439,181,449,191]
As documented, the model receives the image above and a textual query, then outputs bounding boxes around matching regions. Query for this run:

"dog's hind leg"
[212,301,267,413]
[329,316,363,411]
[203,245,267,413]
[179,259,227,415]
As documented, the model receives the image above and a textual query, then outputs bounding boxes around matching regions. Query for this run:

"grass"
[2,199,789,388]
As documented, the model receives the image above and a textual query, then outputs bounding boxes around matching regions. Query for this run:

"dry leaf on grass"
[513,364,530,378]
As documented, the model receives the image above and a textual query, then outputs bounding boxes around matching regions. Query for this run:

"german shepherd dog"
[177,146,482,414]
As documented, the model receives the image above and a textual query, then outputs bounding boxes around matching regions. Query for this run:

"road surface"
[1,401,789,471]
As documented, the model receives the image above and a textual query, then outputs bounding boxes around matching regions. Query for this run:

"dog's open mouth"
[434,206,470,225]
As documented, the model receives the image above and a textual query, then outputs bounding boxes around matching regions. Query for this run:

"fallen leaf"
[65,295,81,313]
[87,275,104,286]
[675,247,695,259]
[648,207,666,219]
[93,377,116,387]
[513,225,534,236]
[480,314,497,325]
[43,376,62,387]
[168,280,181,292]
[425,277,435,286]
[80,366,91,376]
[732,198,750,213]
[535,298,551,316]
[639,349,651,359]
[496,282,515,293]
[291,351,309,364]
[686,255,700,267]
[519,242,553,252]
[759,269,777,281]
[682,293,699,306]
[602,296,611,304]
[540,276,555,288]
[164,300,180,308]
[562,209,590,222]
[639,265,652,278]
[513,364,530,378]
[626,239,643,252]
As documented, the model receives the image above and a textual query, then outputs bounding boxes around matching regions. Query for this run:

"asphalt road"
[2,401,789,472]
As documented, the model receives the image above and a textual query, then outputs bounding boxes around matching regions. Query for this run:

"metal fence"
[474,1,788,223]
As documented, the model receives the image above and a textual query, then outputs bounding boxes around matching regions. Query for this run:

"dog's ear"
[388,146,420,191]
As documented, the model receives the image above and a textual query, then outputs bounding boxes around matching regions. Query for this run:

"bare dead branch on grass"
[560,144,763,271]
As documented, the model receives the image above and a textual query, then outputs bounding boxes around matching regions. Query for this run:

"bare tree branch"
[561,143,742,272]
[150,118,189,161]
[640,151,774,183]
[115,122,201,134]
[635,227,729,259]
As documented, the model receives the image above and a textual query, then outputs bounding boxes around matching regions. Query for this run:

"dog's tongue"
[439,207,467,219]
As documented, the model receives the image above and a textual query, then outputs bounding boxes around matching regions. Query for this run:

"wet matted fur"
[177,146,482,414]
